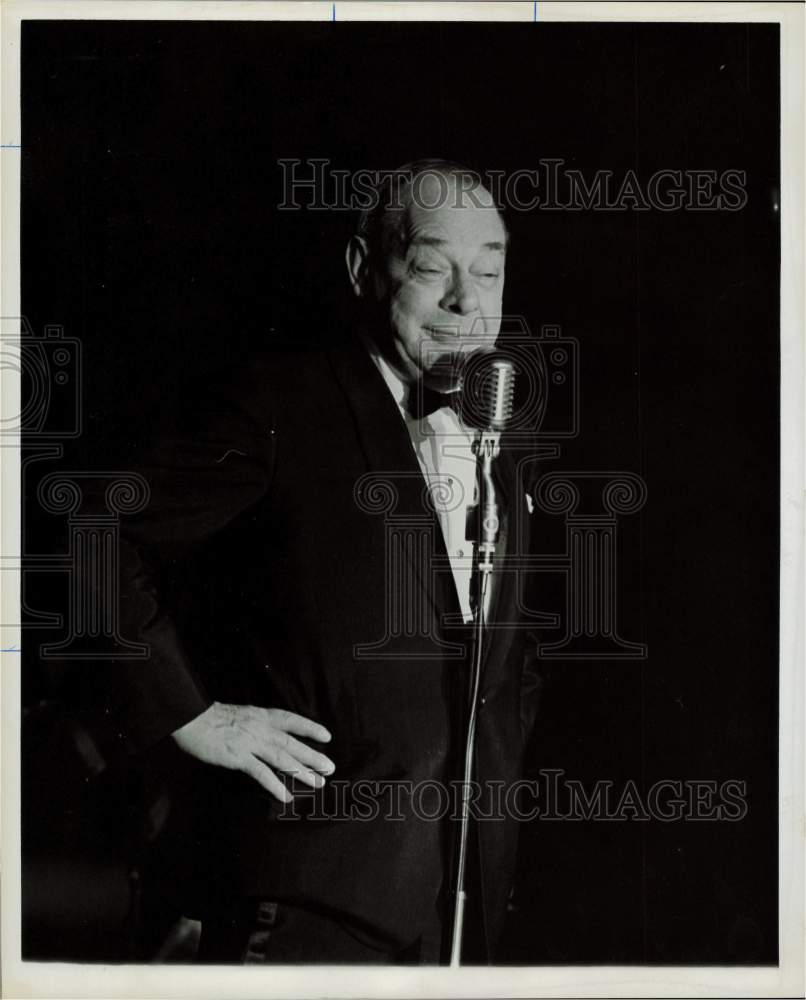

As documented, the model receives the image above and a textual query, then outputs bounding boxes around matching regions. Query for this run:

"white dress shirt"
[365,343,479,623]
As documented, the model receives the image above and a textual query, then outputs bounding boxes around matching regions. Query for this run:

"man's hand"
[172,702,335,803]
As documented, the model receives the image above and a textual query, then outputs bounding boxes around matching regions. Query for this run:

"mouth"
[422,325,459,340]
[422,325,480,345]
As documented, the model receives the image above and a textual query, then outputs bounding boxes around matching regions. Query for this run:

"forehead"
[400,174,506,253]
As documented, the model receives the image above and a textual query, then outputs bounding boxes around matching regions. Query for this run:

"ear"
[345,235,370,299]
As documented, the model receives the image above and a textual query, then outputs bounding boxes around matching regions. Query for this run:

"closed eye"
[413,265,448,280]
[472,271,501,284]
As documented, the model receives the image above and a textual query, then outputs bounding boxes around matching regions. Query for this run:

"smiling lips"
[423,325,484,343]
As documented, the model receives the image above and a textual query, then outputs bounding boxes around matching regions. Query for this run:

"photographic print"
[1,2,802,997]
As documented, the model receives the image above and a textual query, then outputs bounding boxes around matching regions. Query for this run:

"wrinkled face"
[372,175,507,391]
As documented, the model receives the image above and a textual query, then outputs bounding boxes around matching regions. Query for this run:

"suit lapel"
[326,336,463,628]
[479,439,524,676]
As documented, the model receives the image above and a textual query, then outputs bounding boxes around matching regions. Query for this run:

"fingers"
[267,709,332,744]
[257,746,326,789]
[175,703,338,801]
[259,716,336,783]
[241,756,294,803]
[283,734,336,776]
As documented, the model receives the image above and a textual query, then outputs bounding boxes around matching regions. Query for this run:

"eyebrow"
[410,236,506,252]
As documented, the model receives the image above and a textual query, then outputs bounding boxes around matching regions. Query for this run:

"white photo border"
[1,2,802,997]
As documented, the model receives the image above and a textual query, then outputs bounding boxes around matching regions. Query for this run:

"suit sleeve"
[89,383,276,757]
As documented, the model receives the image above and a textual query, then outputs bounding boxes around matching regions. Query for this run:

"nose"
[440,270,479,316]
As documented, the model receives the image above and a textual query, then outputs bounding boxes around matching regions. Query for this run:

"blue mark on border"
[533,0,537,20]
[1,144,21,149]
[2,646,20,653]
[332,2,336,21]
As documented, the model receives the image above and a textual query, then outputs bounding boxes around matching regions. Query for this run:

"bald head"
[357,159,508,263]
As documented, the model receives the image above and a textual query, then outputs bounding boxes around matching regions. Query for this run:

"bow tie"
[406,382,463,421]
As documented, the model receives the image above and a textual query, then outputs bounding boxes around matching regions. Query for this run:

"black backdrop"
[21,20,779,964]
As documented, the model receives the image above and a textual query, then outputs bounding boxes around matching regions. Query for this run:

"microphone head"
[461,353,516,432]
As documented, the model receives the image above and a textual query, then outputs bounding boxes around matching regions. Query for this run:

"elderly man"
[107,159,541,964]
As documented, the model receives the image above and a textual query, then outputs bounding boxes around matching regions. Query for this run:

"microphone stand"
[448,425,502,968]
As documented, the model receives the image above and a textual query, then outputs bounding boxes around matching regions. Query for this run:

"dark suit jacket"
[101,332,542,955]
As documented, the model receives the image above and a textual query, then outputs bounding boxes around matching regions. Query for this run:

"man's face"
[371,175,507,391]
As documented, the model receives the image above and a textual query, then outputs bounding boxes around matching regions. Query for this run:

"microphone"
[459,352,516,434]
[463,352,517,593]
[449,351,517,969]
[476,356,516,433]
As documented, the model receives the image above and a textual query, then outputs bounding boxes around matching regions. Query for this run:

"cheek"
[484,315,501,336]
[479,289,504,334]
[388,297,421,354]
[482,284,504,309]
[391,282,434,326]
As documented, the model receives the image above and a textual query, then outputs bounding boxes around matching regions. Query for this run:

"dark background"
[20,20,779,963]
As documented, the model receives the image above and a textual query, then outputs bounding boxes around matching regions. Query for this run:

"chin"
[422,352,467,392]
